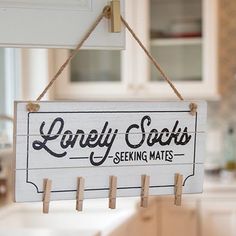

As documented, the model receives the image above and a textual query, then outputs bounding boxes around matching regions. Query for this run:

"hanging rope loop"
[120,16,184,101]
[35,7,106,103]
[189,103,198,116]
[28,4,186,112]
[103,5,112,19]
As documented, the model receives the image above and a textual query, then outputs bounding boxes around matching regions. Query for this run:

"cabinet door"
[127,200,160,236]
[200,200,236,236]
[161,199,198,236]
[133,0,218,100]
[54,0,135,100]
[54,49,125,99]
[0,0,125,49]
[127,210,157,236]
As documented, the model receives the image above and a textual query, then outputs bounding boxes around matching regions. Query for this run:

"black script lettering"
[125,116,151,148]
[125,116,192,148]
[32,117,118,166]
[176,127,192,145]
[89,124,118,166]
[61,130,74,149]
[60,129,85,149]
[32,117,66,158]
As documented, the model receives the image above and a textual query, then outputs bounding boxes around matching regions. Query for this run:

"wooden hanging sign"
[14,101,206,202]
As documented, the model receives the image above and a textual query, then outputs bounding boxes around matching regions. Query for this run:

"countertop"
[202,176,236,199]
[1,148,236,235]
[0,179,235,235]
[204,180,236,192]
[0,198,139,236]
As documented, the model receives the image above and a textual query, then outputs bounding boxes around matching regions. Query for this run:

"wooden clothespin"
[140,175,150,208]
[76,177,85,212]
[43,178,52,214]
[109,176,117,209]
[110,0,121,33]
[174,173,183,206]
[189,103,198,116]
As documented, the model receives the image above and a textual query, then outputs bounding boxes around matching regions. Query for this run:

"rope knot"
[189,103,198,116]
[103,6,111,19]
[26,102,40,112]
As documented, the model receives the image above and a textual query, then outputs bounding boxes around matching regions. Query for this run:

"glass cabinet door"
[54,48,130,100]
[150,0,203,82]
[54,0,218,100]
[70,50,121,83]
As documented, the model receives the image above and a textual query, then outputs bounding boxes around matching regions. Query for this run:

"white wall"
[20,49,53,101]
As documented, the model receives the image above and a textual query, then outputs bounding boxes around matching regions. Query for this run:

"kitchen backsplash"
[206,0,236,168]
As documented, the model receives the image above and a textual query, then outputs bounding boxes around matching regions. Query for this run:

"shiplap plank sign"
[14,101,207,203]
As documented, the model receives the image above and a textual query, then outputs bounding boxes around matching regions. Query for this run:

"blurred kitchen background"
[0,0,236,235]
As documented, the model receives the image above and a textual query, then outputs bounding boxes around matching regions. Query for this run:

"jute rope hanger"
[27,4,198,113]
[31,5,183,103]
[0,115,14,122]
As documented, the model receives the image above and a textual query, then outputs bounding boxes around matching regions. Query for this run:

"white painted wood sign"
[14,101,207,202]
[0,0,125,49]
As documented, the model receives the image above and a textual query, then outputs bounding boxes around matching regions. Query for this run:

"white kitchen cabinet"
[200,199,236,236]
[108,194,236,236]
[0,0,125,49]
[109,199,160,236]
[160,198,198,236]
[127,200,160,236]
[54,0,219,100]
[137,0,219,100]
[54,0,135,100]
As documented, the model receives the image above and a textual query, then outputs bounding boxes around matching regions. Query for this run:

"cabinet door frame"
[54,0,136,100]
[53,49,132,100]
[200,198,236,236]
[133,0,219,100]
[54,0,219,100]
